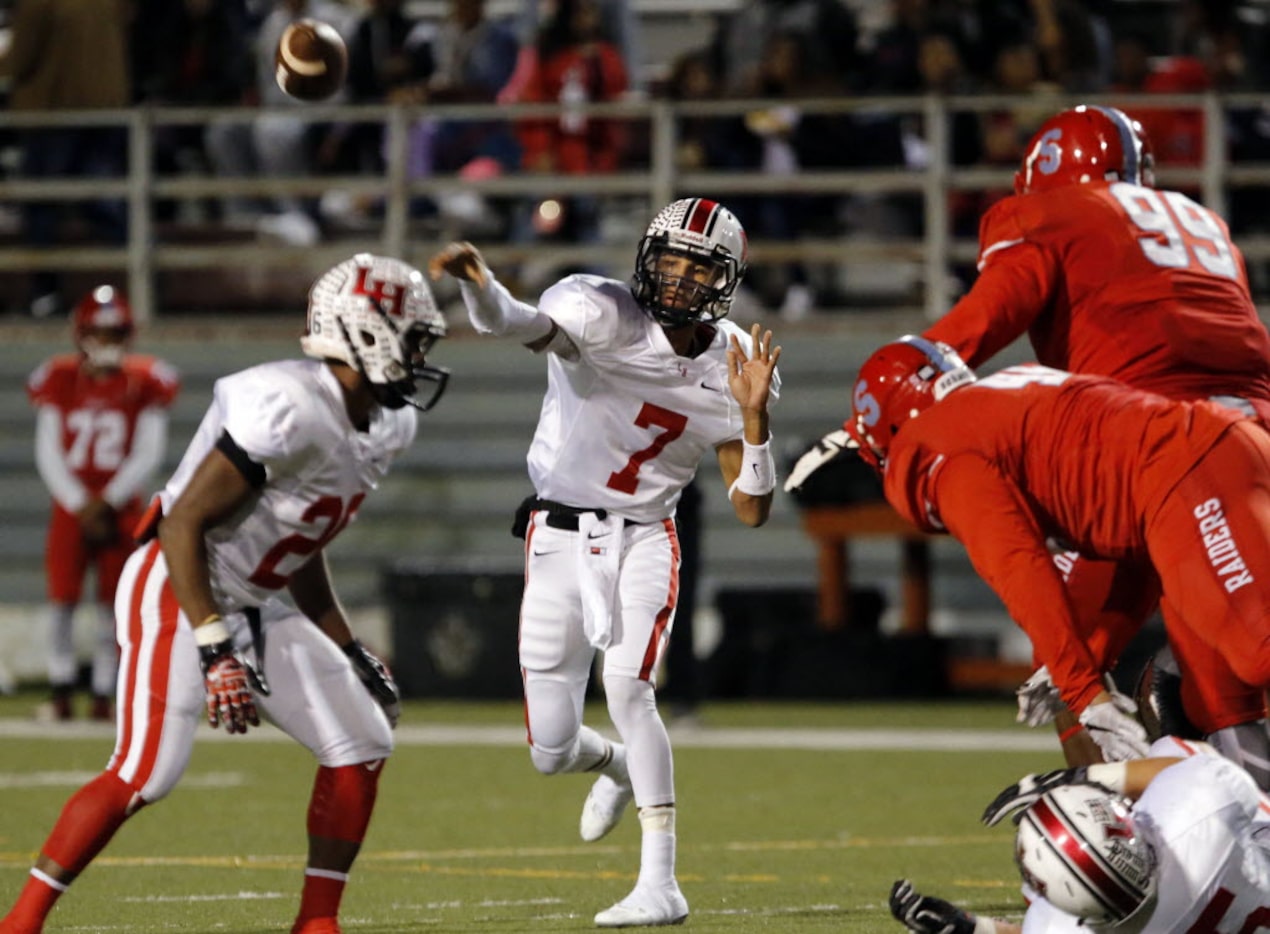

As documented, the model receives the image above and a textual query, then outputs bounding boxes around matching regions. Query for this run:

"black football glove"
[344,640,401,728]
[981,767,1090,826]
[889,880,976,934]
[783,428,856,493]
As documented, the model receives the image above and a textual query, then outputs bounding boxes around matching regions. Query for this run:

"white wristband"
[1085,761,1129,794]
[728,437,776,500]
[193,617,231,648]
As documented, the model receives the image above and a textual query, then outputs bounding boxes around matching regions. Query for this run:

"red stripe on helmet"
[685,198,717,234]
[1030,797,1142,919]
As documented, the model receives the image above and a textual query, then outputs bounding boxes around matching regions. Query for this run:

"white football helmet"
[631,198,748,327]
[1015,784,1157,926]
[300,254,449,410]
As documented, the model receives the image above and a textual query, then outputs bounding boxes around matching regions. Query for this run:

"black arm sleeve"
[215,430,267,489]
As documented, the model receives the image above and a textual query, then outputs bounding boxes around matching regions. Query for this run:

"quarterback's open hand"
[344,640,402,728]
[889,880,976,934]
[783,428,856,493]
[427,241,488,288]
[200,650,260,735]
[981,767,1086,826]
[726,323,781,412]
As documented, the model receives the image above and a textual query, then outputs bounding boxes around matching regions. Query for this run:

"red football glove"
[200,645,259,734]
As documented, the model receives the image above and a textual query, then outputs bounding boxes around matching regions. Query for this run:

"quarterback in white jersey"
[0,254,449,934]
[430,197,780,928]
[892,738,1270,934]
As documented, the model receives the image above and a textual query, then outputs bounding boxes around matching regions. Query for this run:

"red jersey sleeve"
[924,196,1060,368]
[26,355,77,409]
[933,454,1106,712]
[127,355,181,408]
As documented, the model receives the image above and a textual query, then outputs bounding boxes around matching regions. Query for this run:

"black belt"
[532,498,639,531]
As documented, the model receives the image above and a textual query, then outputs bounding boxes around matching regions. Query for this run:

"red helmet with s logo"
[1015,105,1155,196]
[847,336,975,471]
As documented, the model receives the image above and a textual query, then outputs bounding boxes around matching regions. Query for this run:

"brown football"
[275,19,348,102]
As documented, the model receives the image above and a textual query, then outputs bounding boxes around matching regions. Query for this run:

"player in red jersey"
[26,287,180,720]
[913,105,1270,775]
[788,105,1270,768]
[926,105,1270,414]
[847,338,1270,762]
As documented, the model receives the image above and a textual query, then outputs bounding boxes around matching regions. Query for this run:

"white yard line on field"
[0,719,1054,752]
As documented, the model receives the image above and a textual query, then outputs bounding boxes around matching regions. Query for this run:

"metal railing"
[3,91,1270,322]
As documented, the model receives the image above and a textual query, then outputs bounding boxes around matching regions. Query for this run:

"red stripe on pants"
[639,519,681,680]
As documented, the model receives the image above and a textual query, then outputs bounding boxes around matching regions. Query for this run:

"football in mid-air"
[275,19,348,102]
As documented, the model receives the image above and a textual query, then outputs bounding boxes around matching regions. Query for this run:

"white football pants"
[108,541,393,803]
[520,512,680,807]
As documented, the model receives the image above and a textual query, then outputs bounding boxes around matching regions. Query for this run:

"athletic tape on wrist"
[194,616,231,648]
[729,437,776,500]
[1084,761,1129,795]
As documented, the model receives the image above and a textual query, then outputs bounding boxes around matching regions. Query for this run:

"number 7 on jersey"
[607,403,688,494]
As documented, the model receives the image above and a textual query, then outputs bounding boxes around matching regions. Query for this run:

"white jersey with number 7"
[528,275,780,521]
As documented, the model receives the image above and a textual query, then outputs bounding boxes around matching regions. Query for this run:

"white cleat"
[580,773,635,842]
[594,884,688,928]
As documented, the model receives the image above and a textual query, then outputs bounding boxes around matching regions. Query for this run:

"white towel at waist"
[576,512,623,650]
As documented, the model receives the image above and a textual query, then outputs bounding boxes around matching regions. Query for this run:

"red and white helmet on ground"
[631,197,749,327]
[1015,783,1158,925]
[301,253,449,411]
[74,285,134,369]
[1015,105,1155,196]
[846,335,975,471]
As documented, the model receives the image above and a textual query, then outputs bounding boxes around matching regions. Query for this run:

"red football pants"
[45,501,141,604]
[1147,421,1270,717]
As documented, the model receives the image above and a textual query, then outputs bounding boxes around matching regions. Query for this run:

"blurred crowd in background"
[2,0,1270,317]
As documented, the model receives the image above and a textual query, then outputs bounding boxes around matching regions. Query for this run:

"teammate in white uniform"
[0,254,450,934]
[890,737,1270,934]
[429,197,781,928]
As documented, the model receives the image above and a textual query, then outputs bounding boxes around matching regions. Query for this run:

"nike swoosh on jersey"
[532,548,560,556]
[700,380,724,393]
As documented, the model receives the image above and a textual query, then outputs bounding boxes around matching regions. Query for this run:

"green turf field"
[0,696,1056,932]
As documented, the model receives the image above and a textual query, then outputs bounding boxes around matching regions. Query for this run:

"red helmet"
[847,336,975,471]
[73,285,134,341]
[1015,105,1155,196]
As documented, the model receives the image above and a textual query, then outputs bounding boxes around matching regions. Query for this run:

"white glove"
[783,429,856,493]
[1103,674,1139,717]
[1078,700,1150,762]
[1015,665,1062,727]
